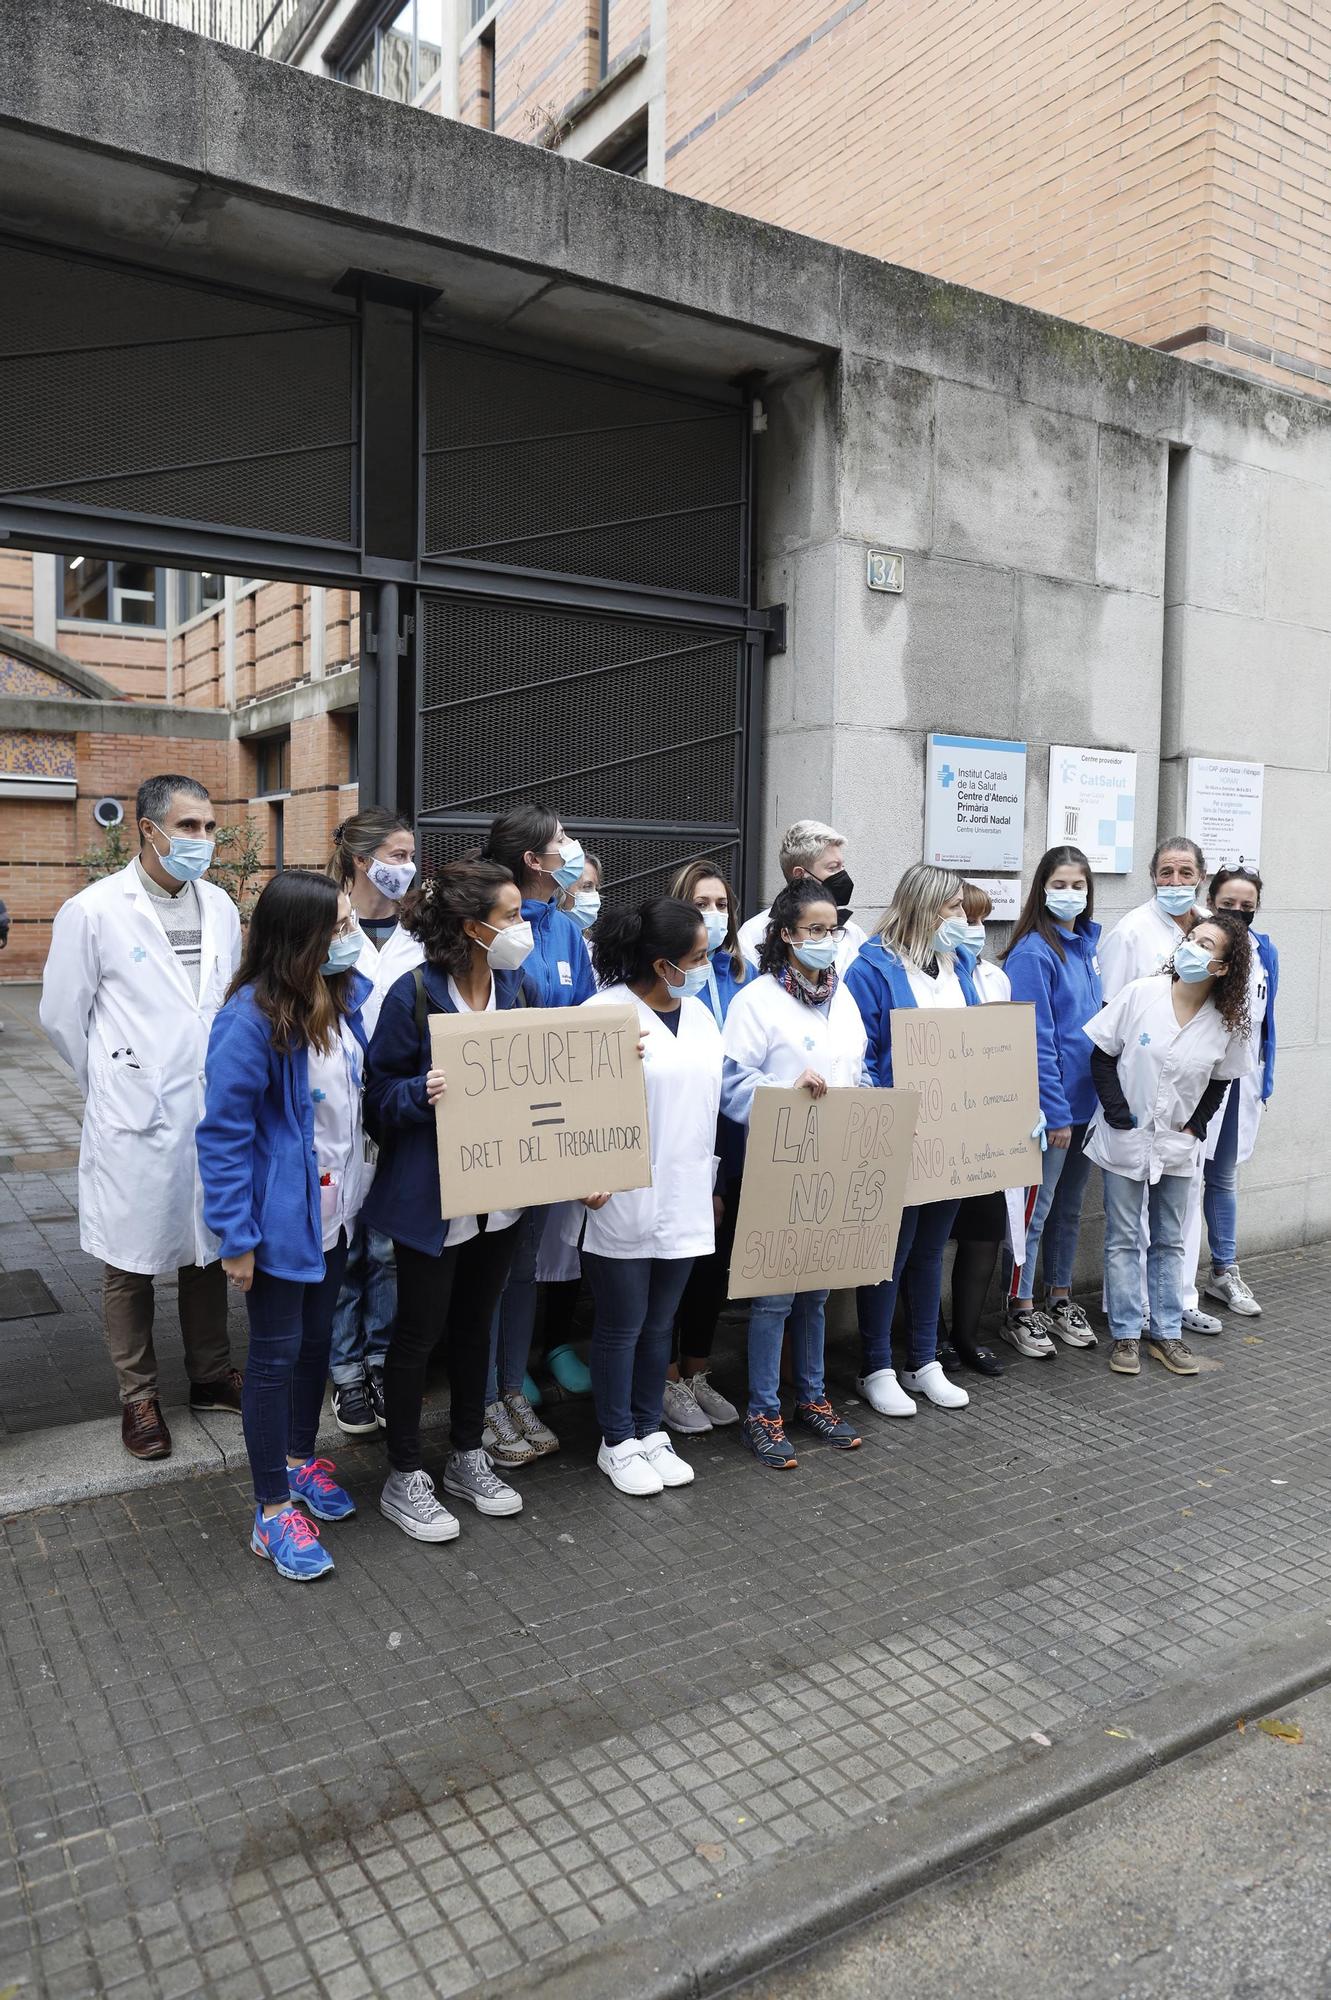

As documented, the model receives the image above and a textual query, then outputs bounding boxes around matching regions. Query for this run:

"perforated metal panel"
[422,339,747,601]
[416,592,749,902]
[0,240,358,547]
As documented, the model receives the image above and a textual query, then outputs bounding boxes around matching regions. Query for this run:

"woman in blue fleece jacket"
[198,870,372,1584]
[999,847,1103,1355]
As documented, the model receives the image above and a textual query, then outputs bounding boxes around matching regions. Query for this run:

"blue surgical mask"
[1156,884,1198,916]
[1045,887,1087,923]
[791,934,838,972]
[933,916,969,956]
[321,930,364,977]
[701,910,728,953]
[552,840,585,891]
[668,962,712,999]
[961,922,986,954]
[366,856,416,901]
[148,823,214,884]
[1173,937,1218,984]
[570,890,601,932]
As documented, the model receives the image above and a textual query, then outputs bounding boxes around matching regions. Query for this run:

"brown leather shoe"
[122,1397,172,1459]
[189,1367,243,1416]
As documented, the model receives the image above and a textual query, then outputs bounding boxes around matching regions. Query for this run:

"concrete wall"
[755,310,1331,1269]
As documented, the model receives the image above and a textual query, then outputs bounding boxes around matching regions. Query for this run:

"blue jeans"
[746,1287,827,1419]
[583,1252,694,1446]
[242,1234,350,1507]
[1203,1085,1241,1270]
[1004,1124,1095,1299]
[1102,1171,1190,1344]
[328,1226,396,1386]
[857,1199,960,1374]
[485,1206,542,1404]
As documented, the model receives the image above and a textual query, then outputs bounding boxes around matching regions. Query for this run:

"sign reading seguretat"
[428,1004,649,1220]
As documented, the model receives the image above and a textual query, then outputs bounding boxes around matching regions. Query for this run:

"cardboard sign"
[891,1002,1041,1204]
[727,1086,920,1300]
[428,1004,650,1220]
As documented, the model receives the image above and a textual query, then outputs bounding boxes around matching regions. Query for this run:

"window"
[253,732,291,798]
[340,0,445,103]
[595,119,649,179]
[176,571,226,622]
[338,714,359,785]
[271,800,285,872]
[62,556,164,626]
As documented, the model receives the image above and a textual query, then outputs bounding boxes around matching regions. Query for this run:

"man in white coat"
[1099,833,1222,1336]
[736,820,867,974]
[40,773,244,1460]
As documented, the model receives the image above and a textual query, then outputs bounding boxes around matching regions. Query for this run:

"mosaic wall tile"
[0,653,79,700]
[0,729,76,778]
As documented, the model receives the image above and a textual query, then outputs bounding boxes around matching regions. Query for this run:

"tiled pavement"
[2,982,1331,1998]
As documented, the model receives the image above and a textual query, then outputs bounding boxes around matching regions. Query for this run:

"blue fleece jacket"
[842,939,981,1088]
[1253,929,1278,1101]
[520,898,597,1006]
[1003,921,1102,1128]
[198,973,371,1283]
[362,961,527,1257]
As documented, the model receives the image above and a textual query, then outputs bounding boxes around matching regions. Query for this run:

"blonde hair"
[878,862,964,967]
[779,819,845,879]
[328,808,412,890]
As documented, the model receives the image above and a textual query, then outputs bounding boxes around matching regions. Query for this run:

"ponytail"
[592,897,704,989]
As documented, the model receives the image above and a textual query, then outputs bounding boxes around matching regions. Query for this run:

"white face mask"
[366,855,416,901]
[474,917,534,972]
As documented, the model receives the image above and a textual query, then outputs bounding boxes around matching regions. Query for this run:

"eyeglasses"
[796,924,846,942]
[1218,864,1261,880]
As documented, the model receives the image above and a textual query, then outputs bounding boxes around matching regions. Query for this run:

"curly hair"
[1168,908,1252,1037]
[757,878,841,977]
[400,860,515,977]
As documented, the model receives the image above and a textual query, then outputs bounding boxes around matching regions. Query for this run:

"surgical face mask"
[820,866,854,910]
[551,839,585,892]
[701,909,728,953]
[1045,886,1088,923]
[933,915,969,956]
[790,933,838,973]
[1155,883,1198,916]
[321,930,363,977]
[961,922,987,954]
[569,890,601,932]
[1173,937,1220,984]
[147,822,214,884]
[366,855,416,902]
[667,961,712,999]
[1216,905,1254,928]
[475,917,534,972]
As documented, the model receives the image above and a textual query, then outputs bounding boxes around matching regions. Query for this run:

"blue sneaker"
[547,1344,593,1396]
[522,1371,543,1409]
[251,1506,334,1582]
[741,1412,799,1471]
[287,1456,356,1521]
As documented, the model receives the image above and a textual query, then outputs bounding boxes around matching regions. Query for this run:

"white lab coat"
[362,921,424,1037]
[736,906,867,974]
[971,957,1028,1262]
[1082,976,1253,1185]
[1098,898,1202,999]
[721,971,868,1127]
[577,984,722,1261]
[40,862,242,1274]
[1204,952,1269,1168]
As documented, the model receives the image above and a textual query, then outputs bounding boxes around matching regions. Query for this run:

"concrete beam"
[0,696,231,738]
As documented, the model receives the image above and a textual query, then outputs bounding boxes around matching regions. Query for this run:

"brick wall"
[495,0,598,142]
[0,551,34,634]
[54,625,168,701]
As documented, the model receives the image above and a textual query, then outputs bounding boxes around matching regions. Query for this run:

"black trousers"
[674,1183,739,1363]
[386,1224,519,1472]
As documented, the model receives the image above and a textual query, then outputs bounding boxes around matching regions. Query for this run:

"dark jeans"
[584,1252,695,1446]
[242,1233,350,1507]
[386,1225,520,1473]
[674,1184,739,1363]
[857,1198,961,1373]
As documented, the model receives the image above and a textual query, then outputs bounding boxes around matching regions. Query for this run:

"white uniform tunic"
[308,1019,372,1250]
[736,907,867,975]
[720,972,868,1127]
[40,861,242,1274]
[1099,898,1201,999]
[1206,951,1270,1167]
[578,984,722,1262]
[362,922,424,1038]
[1083,976,1254,1185]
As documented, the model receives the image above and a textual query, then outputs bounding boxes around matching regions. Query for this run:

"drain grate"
[0,1269,60,1320]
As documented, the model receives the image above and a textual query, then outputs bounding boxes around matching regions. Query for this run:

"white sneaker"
[482,1399,537,1467]
[899,1361,970,1410]
[639,1430,696,1487]
[855,1368,917,1418]
[597,1437,664,1496]
[661,1376,713,1435]
[1000,1307,1057,1359]
[1203,1265,1262,1317]
[1181,1306,1223,1336]
[687,1371,740,1426]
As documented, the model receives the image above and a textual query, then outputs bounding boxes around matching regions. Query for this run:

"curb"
[473,1618,1331,2000]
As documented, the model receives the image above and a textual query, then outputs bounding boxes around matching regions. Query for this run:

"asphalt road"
[738,1679,1331,2000]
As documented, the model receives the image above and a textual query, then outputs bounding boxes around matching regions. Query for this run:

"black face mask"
[820,867,854,913]
[1216,906,1255,927]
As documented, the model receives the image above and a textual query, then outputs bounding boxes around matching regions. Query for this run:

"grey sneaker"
[1146,1336,1200,1377]
[1180,1306,1222,1336]
[1000,1306,1057,1358]
[662,1375,712,1435]
[688,1371,741,1426]
[1109,1338,1141,1376]
[380,1469,459,1543]
[1203,1263,1261,1317]
[503,1390,560,1456]
[1044,1298,1098,1349]
[442,1448,523,1517]
[482,1398,537,1467]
